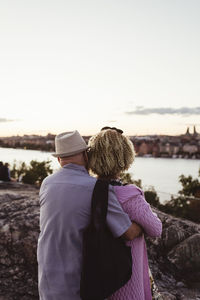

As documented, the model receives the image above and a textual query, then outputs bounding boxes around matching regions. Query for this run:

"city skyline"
[1,0,200,137]
[0,124,199,138]
[1,124,200,160]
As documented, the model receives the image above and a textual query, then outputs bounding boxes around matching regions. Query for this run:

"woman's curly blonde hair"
[88,129,135,178]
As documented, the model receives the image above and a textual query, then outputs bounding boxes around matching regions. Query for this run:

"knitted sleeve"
[122,194,162,237]
[114,184,162,238]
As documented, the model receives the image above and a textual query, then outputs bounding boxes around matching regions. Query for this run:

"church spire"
[185,126,190,136]
[193,125,197,136]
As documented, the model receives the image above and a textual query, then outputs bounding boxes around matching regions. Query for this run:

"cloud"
[125,107,200,116]
[0,118,15,123]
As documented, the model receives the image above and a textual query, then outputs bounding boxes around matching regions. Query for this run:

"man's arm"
[122,222,143,241]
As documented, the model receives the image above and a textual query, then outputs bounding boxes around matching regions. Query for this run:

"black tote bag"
[80,179,132,300]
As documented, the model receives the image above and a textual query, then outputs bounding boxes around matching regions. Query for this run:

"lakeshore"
[1,147,200,203]
[1,128,200,159]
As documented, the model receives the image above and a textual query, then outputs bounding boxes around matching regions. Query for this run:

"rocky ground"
[0,182,200,300]
[146,208,200,300]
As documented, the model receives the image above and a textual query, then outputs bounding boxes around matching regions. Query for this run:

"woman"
[88,127,162,300]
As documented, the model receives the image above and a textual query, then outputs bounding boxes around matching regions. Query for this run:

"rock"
[162,224,188,249]
[176,282,185,288]
[160,292,176,300]
[0,182,37,190]
[168,233,200,271]
[146,208,200,298]
[0,184,200,299]
[0,184,39,300]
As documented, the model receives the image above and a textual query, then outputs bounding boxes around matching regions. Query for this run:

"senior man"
[37,130,142,300]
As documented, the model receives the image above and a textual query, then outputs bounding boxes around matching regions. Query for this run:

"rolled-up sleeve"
[106,185,132,238]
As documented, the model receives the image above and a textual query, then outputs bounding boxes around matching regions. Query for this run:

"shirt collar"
[63,163,89,174]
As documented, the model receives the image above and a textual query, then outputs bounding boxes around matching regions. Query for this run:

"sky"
[0,0,200,137]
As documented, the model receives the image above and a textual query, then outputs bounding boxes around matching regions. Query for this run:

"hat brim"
[52,146,89,158]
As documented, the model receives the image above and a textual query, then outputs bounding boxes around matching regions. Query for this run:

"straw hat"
[52,130,88,158]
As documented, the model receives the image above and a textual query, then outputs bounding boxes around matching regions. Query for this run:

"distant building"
[185,127,191,137]
[1,129,200,158]
[182,126,200,140]
[182,144,198,154]
[137,142,149,156]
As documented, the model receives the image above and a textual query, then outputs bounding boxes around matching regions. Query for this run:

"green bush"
[144,188,160,208]
[161,196,200,223]
[11,160,53,185]
[120,172,142,187]
[10,161,27,179]
[179,174,200,197]
[161,170,200,223]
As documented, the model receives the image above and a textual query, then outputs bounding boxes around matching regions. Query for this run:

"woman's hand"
[122,222,143,241]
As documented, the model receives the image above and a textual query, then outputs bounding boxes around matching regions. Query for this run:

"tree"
[11,160,53,185]
[10,161,27,179]
[162,169,200,223]
[179,174,200,197]
[144,187,160,208]
[120,172,142,187]
[22,160,53,185]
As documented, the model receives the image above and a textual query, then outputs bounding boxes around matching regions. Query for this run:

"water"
[1,147,200,203]
[0,147,58,169]
[129,157,200,202]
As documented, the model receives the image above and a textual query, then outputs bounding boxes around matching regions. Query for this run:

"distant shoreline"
[1,146,200,160]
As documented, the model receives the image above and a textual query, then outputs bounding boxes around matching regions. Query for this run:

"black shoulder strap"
[91,179,109,226]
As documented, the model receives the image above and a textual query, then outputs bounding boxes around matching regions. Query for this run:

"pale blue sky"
[0,0,200,136]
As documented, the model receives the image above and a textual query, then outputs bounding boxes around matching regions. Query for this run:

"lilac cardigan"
[109,185,162,300]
